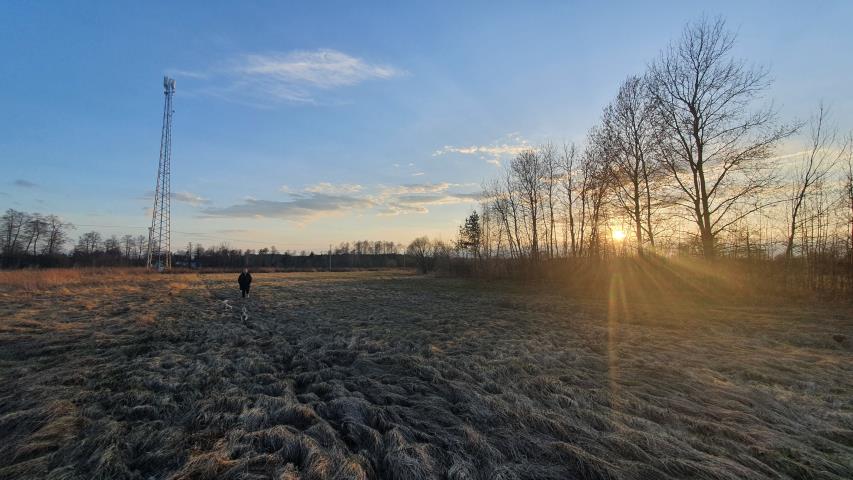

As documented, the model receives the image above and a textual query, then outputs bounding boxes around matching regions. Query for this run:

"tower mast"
[147,76,175,271]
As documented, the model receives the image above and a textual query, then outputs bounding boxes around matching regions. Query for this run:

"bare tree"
[484,179,517,259]
[135,234,148,259]
[602,76,661,254]
[504,169,523,260]
[194,242,205,264]
[104,235,121,258]
[844,137,853,262]
[42,215,72,256]
[407,236,435,273]
[511,149,543,261]
[785,105,849,258]
[541,143,560,258]
[478,200,500,259]
[648,17,794,258]
[76,231,102,256]
[559,143,579,256]
[581,129,613,257]
[22,213,46,256]
[1,209,29,258]
[122,234,136,261]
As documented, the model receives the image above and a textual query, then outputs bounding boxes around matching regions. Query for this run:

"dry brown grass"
[0,268,153,294]
[0,270,851,479]
[0,268,86,292]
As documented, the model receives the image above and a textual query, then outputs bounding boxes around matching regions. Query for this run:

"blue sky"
[2,1,852,252]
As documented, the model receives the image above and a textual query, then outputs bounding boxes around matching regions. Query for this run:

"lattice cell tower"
[147,76,176,271]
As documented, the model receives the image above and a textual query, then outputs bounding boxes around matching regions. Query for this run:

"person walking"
[238,268,252,298]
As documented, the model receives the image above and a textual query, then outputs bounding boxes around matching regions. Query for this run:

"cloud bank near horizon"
[200,182,480,221]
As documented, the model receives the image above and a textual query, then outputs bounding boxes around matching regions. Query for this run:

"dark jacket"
[238,272,252,289]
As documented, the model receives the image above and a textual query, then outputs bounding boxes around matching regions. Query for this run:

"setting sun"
[612,229,627,241]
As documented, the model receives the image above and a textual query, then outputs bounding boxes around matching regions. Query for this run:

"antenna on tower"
[147,76,176,271]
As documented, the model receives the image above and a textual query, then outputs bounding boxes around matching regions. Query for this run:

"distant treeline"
[0,209,409,270]
[172,242,409,270]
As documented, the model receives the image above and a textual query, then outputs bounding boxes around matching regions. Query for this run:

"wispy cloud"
[13,179,38,188]
[176,49,403,106]
[140,190,211,206]
[433,133,532,166]
[381,192,480,215]
[375,182,481,216]
[381,182,464,195]
[167,69,209,80]
[201,193,374,220]
[240,50,400,88]
[303,182,364,194]
[173,191,211,206]
[201,181,480,220]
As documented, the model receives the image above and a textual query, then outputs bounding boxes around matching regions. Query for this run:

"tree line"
[473,17,853,264]
[0,212,412,270]
[173,241,408,269]
[2,210,75,267]
[409,17,853,294]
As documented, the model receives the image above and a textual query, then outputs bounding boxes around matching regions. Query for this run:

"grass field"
[1,270,851,479]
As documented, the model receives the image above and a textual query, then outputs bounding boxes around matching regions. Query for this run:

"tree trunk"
[633,179,643,255]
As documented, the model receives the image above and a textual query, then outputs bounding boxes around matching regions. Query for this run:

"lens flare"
[612,230,627,242]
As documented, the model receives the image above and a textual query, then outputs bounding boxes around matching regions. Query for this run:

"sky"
[1,1,852,252]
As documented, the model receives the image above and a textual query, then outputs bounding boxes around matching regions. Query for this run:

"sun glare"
[612,230,627,242]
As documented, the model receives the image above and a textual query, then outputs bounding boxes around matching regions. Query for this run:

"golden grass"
[0,271,850,479]
[0,268,151,293]
[0,268,206,300]
[0,268,84,291]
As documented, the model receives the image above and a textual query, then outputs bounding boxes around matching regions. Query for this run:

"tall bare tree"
[844,137,853,262]
[602,76,661,254]
[42,215,71,256]
[503,168,523,259]
[582,129,613,257]
[1,209,28,258]
[23,213,46,256]
[541,143,560,258]
[135,234,148,260]
[786,105,848,259]
[76,231,102,256]
[511,149,544,261]
[559,143,579,256]
[648,17,794,258]
[484,179,517,259]
[122,234,136,260]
